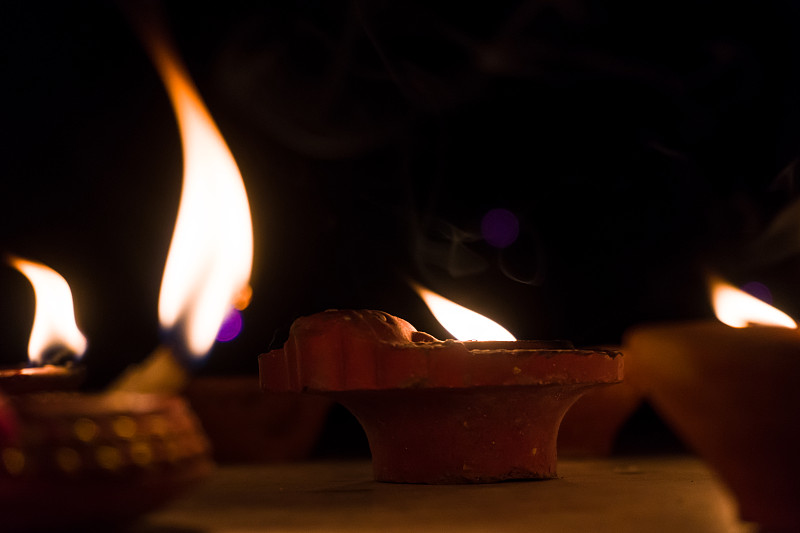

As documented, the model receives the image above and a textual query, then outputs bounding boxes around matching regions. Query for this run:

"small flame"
[710,276,797,329]
[411,282,516,341]
[149,31,253,357]
[8,256,87,364]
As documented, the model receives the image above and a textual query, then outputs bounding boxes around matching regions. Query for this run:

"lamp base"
[336,383,604,484]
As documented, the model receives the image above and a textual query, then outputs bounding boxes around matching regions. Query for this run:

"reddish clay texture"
[0,365,85,395]
[260,310,623,483]
[557,345,644,457]
[335,384,603,483]
[0,391,213,531]
[184,375,332,463]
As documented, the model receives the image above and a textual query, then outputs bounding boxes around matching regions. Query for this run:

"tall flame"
[8,256,87,364]
[710,276,797,329]
[411,282,516,341]
[148,29,253,357]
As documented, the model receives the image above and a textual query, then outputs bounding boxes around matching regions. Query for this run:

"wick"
[38,345,79,367]
[108,344,188,394]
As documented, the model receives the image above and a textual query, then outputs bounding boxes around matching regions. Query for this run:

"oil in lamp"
[623,275,800,531]
[260,284,622,483]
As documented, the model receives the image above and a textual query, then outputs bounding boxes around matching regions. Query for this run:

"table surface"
[132,456,757,533]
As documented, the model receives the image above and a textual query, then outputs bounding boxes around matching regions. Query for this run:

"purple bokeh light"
[216,308,243,343]
[740,281,773,305]
[481,208,520,248]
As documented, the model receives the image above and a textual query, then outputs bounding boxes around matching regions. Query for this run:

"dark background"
[2,1,800,454]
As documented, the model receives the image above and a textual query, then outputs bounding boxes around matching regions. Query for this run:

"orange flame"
[710,276,796,329]
[8,256,87,364]
[411,282,515,341]
[147,27,253,357]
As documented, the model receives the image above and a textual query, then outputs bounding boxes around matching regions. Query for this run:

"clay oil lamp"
[183,375,333,463]
[0,256,87,395]
[0,388,212,532]
[0,15,256,529]
[624,275,800,531]
[260,284,623,484]
[0,254,214,531]
[555,349,644,457]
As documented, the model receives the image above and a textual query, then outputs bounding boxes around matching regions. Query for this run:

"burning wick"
[7,255,87,366]
[1,256,87,393]
[709,275,797,329]
[110,6,253,393]
[410,281,515,341]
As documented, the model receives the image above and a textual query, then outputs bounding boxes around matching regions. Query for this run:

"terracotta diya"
[260,309,623,483]
[0,389,213,531]
[623,278,800,531]
[184,375,332,463]
[624,321,800,531]
[557,378,643,456]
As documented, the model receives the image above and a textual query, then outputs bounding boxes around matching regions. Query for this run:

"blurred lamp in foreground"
[622,275,800,529]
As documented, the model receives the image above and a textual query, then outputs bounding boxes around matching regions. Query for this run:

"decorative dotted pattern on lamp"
[0,396,210,478]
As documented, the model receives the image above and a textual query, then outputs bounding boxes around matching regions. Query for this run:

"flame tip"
[710,277,797,330]
[151,28,253,358]
[411,282,515,342]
